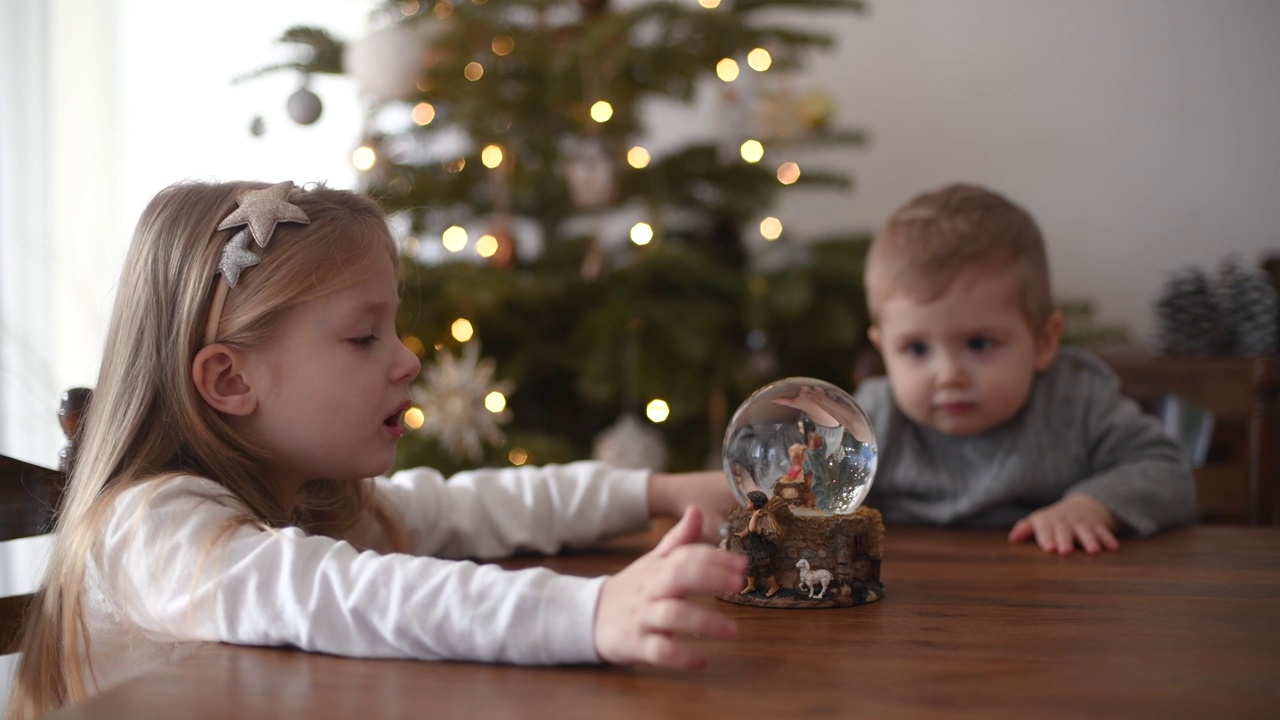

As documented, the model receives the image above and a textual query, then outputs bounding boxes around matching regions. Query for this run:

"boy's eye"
[904,341,928,357]
[967,336,994,352]
[349,335,378,347]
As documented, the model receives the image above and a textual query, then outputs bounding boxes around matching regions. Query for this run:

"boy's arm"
[1067,385,1197,538]
[1011,360,1196,553]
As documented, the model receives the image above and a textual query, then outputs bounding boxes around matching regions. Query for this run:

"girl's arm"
[95,476,603,664]
[372,461,732,558]
[372,461,650,558]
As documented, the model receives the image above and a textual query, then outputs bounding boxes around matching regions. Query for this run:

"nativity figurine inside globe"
[719,377,885,608]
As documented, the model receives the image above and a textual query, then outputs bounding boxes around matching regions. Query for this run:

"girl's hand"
[1008,494,1121,555]
[595,507,745,670]
[648,470,736,542]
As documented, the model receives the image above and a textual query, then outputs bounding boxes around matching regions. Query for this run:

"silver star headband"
[202,181,311,345]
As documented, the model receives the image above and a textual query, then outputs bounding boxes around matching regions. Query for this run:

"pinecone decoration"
[1215,261,1279,355]
[1153,268,1230,355]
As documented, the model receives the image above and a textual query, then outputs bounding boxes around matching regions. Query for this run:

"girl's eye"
[904,341,928,357]
[349,335,378,348]
[968,336,994,352]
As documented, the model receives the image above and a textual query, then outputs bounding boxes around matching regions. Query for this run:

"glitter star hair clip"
[202,181,311,345]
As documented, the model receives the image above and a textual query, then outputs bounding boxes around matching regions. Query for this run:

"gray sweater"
[853,346,1196,536]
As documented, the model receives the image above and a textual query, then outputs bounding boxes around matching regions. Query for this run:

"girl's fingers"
[651,547,746,597]
[643,599,738,640]
[640,633,710,671]
[652,506,703,556]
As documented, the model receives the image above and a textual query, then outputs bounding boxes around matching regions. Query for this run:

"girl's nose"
[394,341,422,384]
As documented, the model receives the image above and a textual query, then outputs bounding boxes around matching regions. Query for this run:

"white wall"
[778,0,1280,338]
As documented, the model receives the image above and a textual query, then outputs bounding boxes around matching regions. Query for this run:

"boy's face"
[869,270,1061,436]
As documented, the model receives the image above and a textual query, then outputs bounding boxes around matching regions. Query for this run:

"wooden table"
[50,525,1280,719]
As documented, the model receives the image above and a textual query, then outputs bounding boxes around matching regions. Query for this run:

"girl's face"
[869,269,1060,436]
[241,255,421,492]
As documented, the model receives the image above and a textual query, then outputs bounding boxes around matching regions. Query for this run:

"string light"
[402,335,426,356]
[433,1,453,19]
[475,234,499,258]
[464,62,484,81]
[403,406,425,429]
[698,0,721,8]
[400,1,420,16]
[508,448,529,465]
[630,222,654,246]
[747,48,773,72]
[715,58,740,82]
[646,399,670,423]
[484,391,507,413]
[442,225,468,252]
[590,101,613,123]
[352,146,376,171]
[777,161,801,185]
[492,35,515,56]
[445,157,466,173]
[740,139,764,163]
[626,146,651,169]
[760,216,783,240]
[412,102,436,126]
[451,318,475,342]
[481,144,504,168]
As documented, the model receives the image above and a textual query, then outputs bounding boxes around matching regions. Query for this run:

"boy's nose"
[934,354,968,388]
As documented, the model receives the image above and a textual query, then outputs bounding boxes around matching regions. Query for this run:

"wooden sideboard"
[1101,352,1280,525]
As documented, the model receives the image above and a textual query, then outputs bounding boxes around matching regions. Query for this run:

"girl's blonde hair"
[864,183,1055,331]
[7,181,408,718]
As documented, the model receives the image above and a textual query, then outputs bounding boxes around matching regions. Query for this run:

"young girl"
[7,181,744,718]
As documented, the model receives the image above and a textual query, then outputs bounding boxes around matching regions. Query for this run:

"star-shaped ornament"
[218,230,262,287]
[217,180,310,248]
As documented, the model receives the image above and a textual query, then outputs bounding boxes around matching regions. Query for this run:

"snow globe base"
[717,500,885,609]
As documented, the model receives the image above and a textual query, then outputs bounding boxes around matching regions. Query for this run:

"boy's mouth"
[936,401,978,414]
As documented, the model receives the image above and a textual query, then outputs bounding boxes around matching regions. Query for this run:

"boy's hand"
[1009,494,1121,555]
[648,470,736,542]
[595,507,745,670]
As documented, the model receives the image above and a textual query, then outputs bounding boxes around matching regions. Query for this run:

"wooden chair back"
[0,388,88,654]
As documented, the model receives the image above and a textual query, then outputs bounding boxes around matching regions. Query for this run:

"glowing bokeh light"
[451,318,475,342]
[646,399,670,423]
[442,225,468,252]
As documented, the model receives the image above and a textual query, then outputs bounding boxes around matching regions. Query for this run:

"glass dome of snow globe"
[722,377,877,516]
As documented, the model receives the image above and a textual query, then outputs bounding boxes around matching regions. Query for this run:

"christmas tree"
[246,0,869,474]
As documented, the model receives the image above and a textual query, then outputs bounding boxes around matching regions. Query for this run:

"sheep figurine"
[795,558,834,599]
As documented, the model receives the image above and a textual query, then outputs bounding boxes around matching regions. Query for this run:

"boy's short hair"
[865,183,1054,330]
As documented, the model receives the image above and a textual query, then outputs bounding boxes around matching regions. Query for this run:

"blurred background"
[4,0,1277,475]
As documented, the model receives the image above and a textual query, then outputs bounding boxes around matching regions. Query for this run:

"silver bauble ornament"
[287,87,323,126]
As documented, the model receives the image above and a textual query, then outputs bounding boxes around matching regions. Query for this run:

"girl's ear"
[192,344,257,416]
[1034,311,1065,371]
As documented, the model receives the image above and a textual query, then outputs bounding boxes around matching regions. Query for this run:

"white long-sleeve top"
[81,462,650,694]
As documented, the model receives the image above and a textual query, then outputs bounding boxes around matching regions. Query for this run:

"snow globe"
[718,377,885,608]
